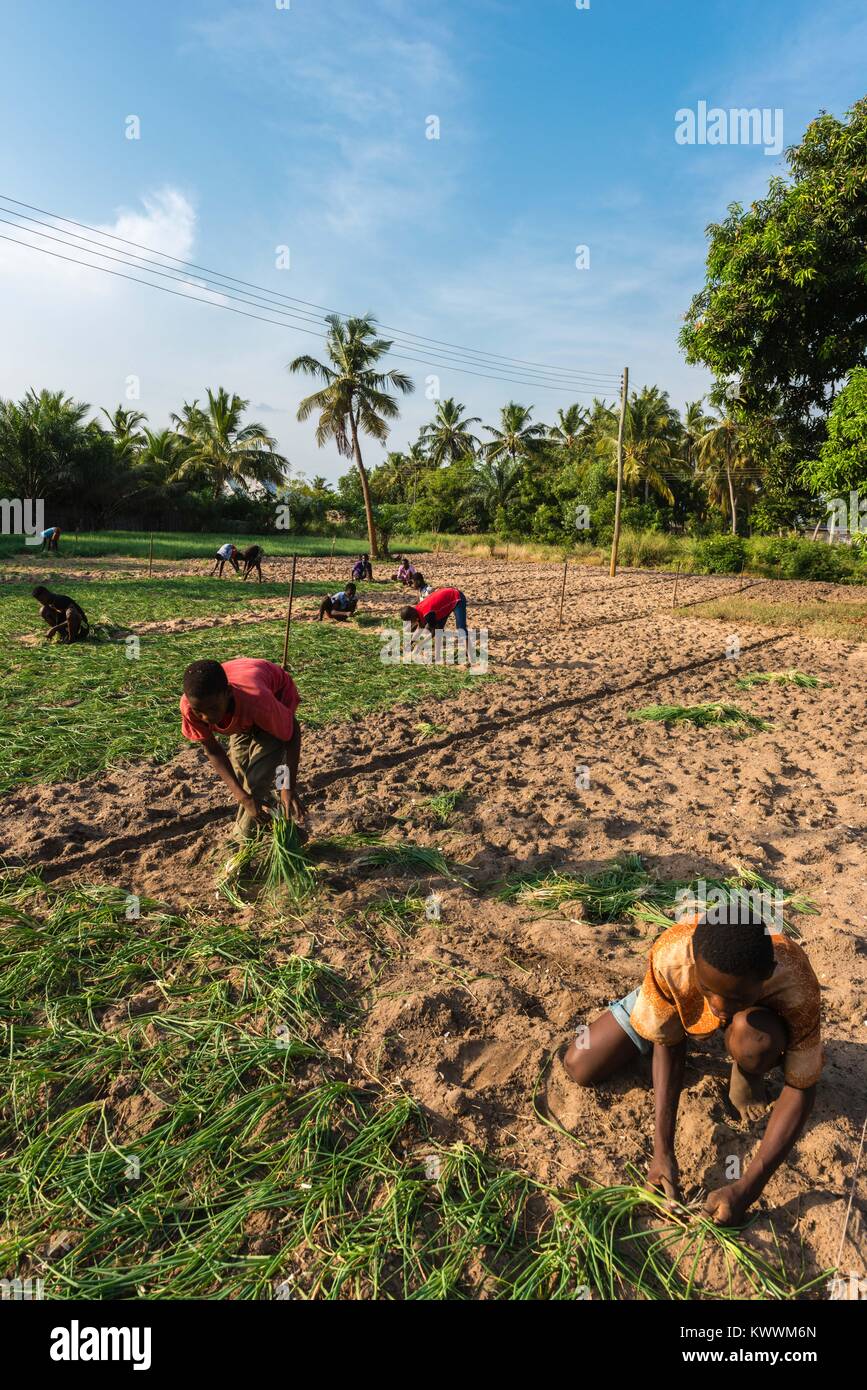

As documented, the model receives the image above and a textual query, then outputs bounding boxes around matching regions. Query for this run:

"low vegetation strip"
[0,617,479,794]
[628,702,772,732]
[679,595,867,643]
[0,873,824,1300]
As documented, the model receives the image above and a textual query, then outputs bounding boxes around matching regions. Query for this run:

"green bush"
[594,495,665,543]
[615,529,681,568]
[746,536,851,582]
[691,535,747,574]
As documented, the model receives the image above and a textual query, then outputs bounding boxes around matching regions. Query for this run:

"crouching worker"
[212,543,240,577]
[411,572,433,600]
[33,586,90,643]
[400,586,468,637]
[563,905,821,1225]
[317,583,357,621]
[180,657,303,839]
[240,544,265,582]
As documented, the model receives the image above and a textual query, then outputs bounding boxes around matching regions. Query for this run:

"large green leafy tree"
[681,98,867,462]
[809,367,867,499]
[289,314,414,557]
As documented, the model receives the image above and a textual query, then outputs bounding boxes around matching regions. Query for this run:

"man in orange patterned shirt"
[564,905,821,1224]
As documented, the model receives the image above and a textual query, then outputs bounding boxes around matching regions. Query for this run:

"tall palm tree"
[682,398,712,473]
[600,386,680,504]
[548,403,590,454]
[696,406,752,535]
[136,428,183,484]
[170,388,287,498]
[471,454,526,520]
[100,406,148,472]
[419,397,481,466]
[483,401,546,467]
[0,388,91,498]
[289,314,414,557]
[101,406,147,440]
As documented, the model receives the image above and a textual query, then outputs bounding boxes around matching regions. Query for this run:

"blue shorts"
[608,987,651,1055]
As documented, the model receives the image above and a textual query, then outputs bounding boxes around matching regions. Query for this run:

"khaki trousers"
[227,726,285,839]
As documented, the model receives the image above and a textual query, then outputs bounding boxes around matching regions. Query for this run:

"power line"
[0,208,614,394]
[0,193,622,387]
[0,229,619,397]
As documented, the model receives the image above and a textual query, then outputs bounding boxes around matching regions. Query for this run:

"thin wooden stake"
[148,532,154,578]
[281,553,298,671]
[330,532,336,560]
[558,560,568,627]
[609,366,629,578]
[672,561,681,608]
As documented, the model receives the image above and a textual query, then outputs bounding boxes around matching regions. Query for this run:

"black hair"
[400,605,420,623]
[693,905,775,981]
[412,572,426,588]
[183,659,229,700]
[32,585,50,599]
[345,582,356,594]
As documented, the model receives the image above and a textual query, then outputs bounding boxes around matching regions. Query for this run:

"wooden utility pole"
[330,532,336,560]
[281,554,298,671]
[558,560,569,627]
[148,532,154,579]
[609,367,629,578]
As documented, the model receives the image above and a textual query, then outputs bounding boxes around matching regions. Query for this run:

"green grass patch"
[629,702,771,732]
[734,670,825,689]
[0,872,823,1300]
[497,855,814,938]
[678,596,867,642]
[422,790,465,825]
[0,578,340,639]
[313,833,470,885]
[0,594,482,792]
[0,531,397,562]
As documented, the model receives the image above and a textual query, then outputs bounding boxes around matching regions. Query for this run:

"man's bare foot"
[729,1062,768,1121]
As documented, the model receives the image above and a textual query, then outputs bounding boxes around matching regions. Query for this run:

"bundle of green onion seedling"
[219,813,317,907]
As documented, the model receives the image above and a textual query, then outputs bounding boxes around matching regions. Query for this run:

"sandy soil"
[3,553,866,1294]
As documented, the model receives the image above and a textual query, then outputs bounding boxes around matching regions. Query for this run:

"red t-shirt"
[180,658,300,743]
[415,587,461,622]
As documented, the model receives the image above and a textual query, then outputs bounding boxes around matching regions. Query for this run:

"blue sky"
[1,0,865,482]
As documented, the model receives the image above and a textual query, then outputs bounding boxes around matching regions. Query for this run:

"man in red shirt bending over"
[180,658,303,839]
[400,586,468,637]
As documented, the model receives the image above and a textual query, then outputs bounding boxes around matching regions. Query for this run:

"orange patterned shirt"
[629,920,822,1089]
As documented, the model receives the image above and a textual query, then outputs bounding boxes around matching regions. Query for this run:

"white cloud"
[0,187,197,298]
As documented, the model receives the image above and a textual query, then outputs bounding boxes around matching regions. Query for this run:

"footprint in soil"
[438,1037,537,1089]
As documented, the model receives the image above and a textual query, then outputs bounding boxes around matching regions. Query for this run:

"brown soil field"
[3,553,866,1294]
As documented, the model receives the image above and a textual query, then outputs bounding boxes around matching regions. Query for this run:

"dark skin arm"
[201,723,304,824]
[43,605,72,641]
[280,723,305,823]
[647,1038,687,1201]
[202,734,264,823]
[704,1084,815,1224]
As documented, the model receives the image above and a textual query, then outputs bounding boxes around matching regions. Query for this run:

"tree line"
[2,98,865,558]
